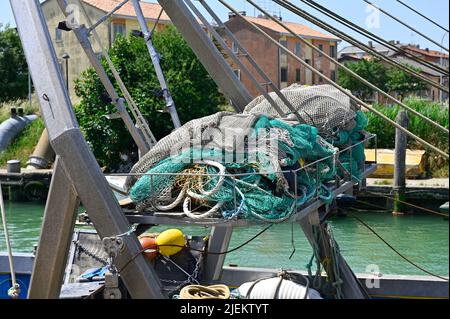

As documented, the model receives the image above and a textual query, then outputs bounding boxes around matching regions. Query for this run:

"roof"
[82,0,171,21]
[401,45,449,59]
[391,56,443,77]
[243,16,339,41]
[338,44,399,58]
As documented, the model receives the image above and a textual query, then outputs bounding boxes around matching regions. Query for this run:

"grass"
[0,98,43,168]
[373,179,393,186]
[366,98,449,178]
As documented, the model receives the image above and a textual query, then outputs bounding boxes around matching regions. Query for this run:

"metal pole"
[28,158,79,299]
[131,0,182,129]
[393,111,409,215]
[0,183,20,298]
[157,0,253,111]
[28,71,32,109]
[11,0,163,298]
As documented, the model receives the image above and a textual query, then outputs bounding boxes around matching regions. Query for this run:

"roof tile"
[244,16,339,40]
[83,0,170,21]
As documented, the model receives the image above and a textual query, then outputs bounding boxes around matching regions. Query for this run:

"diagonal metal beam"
[11,0,163,298]
[28,158,79,299]
[157,0,253,111]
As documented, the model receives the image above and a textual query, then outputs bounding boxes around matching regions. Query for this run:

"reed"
[366,98,449,177]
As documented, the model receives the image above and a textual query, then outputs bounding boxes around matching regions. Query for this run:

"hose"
[179,284,230,299]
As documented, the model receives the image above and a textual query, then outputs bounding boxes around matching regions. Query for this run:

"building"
[222,13,340,98]
[41,0,172,97]
[338,42,449,102]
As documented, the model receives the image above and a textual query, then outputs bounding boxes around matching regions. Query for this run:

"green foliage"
[0,24,29,102]
[0,98,42,168]
[0,119,45,168]
[385,65,428,99]
[338,59,388,100]
[74,26,225,168]
[366,98,449,177]
[338,59,427,100]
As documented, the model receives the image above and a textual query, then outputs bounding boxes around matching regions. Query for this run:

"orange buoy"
[139,236,158,261]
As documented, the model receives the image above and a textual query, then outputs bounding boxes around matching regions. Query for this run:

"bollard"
[393,111,409,215]
[7,160,21,174]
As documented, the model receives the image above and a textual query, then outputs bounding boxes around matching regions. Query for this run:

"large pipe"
[27,129,55,169]
[0,114,38,152]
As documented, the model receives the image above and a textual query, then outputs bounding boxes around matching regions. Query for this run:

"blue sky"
[1,0,449,51]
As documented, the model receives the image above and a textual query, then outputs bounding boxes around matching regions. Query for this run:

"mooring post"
[393,110,409,215]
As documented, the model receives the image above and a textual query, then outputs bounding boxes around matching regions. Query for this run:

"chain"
[74,240,109,266]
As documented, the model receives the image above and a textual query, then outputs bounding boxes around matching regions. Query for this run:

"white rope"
[0,184,20,299]
[186,160,226,200]
[183,198,224,219]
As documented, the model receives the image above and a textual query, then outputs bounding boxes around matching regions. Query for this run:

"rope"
[273,0,448,92]
[348,211,449,281]
[365,191,449,218]
[219,0,449,159]
[0,184,20,299]
[179,284,230,299]
[396,0,449,33]
[299,0,449,75]
[363,0,449,53]
[246,0,449,135]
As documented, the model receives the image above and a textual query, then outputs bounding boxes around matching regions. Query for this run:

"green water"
[0,201,448,277]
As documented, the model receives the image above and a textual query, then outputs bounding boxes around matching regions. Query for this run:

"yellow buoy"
[156,229,185,256]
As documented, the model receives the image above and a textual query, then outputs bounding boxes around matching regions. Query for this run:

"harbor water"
[0,201,448,277]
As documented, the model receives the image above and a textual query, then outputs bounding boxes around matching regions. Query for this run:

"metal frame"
[131,0,182,129]
[157,0,253,111]
[11,0,378,299]
[11,0,163,298]
[56,0,151,154]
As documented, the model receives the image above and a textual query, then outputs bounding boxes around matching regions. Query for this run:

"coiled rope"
[179,284,230,299]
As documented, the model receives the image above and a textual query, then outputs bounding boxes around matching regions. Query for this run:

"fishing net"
[126,85,369,221]
[244,84,359,138]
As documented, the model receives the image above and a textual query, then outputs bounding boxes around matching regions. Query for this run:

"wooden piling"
[393,110,409,215]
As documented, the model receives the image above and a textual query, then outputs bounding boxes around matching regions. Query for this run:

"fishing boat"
[1,0,448,300]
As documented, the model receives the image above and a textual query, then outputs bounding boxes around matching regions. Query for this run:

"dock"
[0,168,52,201]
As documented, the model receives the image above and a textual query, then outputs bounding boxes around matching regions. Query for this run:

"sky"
[1,0,449,52]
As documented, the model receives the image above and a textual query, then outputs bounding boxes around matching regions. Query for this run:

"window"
[331,70,336,82]
[318,44,324,57]
[295,42,301,57]
[280,67,288,83]
[280,40,288,60]
[296,69,301,82]
[113,23,126,41]
[319,70,324,83]
[55,27,62,42]
[233,69,241,81]
[232,41,239,54]
[330,45,337,58]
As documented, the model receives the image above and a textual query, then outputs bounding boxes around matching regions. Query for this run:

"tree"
[338,59,388,100]
[74,26,225,169]
[338,58,429,102]
[0,24,29,102]
[385,64,428,100]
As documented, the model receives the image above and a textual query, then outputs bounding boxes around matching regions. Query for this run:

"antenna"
[253,0,282,18]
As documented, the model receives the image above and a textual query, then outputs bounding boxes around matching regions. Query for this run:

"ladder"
[131,0,182,129]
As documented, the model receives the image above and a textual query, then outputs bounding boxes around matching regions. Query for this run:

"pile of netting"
[125,85,369,221]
